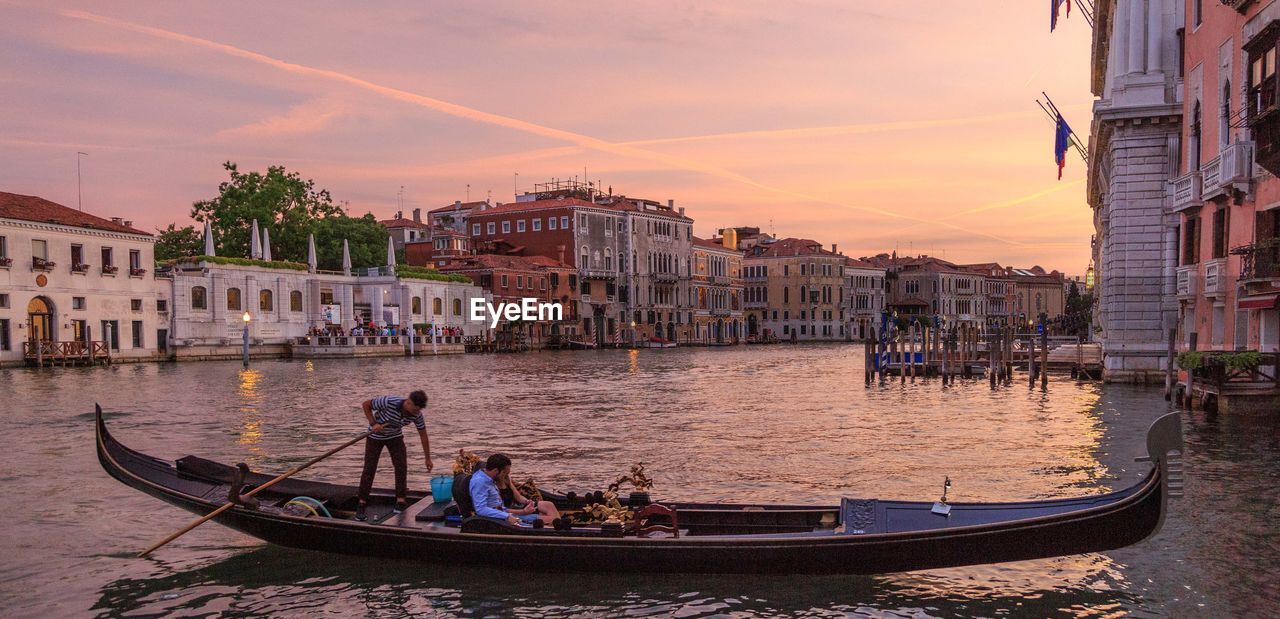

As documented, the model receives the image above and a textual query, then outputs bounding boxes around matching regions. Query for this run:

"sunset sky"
[1,1,1095,272]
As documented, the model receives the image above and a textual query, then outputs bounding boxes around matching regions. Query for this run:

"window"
[71,244,84,267]
[433,297,443,315]
[453,299,462,315]
[131,321,143,348]
[73,296,86,310]
[517,275,524,289]
[578,214,588,230]
[1212,208,1228,259]
[412,296,422,314]
[561,215,569,229]
[533,218,542,231]
[0,293,6,308]
[131,299,142,312]
[259,289,273,312]
[604,217,612,237]
[0,236,6,259]
[618,219,625,234]
[0,319,8,351]
[101,246,114,267]
[1192,0,1202,28]
[502,221,511,234]
[487,222,496,235]
[129,249,141,270]
[321,290,334,304]
[541,277,547,291]
[1183,216,1201,265]
[581,246,589,267]
[32,239,48,260]
[157,299,168,313]
[290,290,303,312]
[549,217,558,231]
[501,274,509,288]
[517,220,526,233]
[227,287,242,311]
[472,223,481,235]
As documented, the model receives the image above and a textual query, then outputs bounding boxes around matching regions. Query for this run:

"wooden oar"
[138,430,372,557]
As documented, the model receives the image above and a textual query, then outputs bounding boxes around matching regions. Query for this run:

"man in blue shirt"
[469,454,541,526]
[356,390,433,521]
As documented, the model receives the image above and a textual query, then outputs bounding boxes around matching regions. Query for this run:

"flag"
[1054,113,1072,180]
[1051,0,1071,32]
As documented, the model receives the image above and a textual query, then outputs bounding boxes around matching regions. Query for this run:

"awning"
[1238,294,1279,310]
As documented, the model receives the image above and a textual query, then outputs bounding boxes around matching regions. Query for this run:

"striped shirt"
[368,395,426,440]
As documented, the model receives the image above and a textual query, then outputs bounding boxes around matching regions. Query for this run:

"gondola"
[97,406,1182,574]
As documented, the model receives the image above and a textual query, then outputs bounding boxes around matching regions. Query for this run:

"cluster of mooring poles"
[863,317,1081,391]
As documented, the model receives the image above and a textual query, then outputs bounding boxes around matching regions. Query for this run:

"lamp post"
[242,311,251,368]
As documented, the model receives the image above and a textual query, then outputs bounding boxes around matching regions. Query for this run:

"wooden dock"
[23,340,112,368]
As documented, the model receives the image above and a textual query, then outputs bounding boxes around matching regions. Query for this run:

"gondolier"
[356,390,433,521]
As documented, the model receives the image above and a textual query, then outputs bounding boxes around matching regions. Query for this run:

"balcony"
[711,307,732,317]
[1171,171,1202,212]
[1176,265,1198,298]
[1221,0,1255,13]
[1234,238,1280,282]
[1201,141,1254,200]
[653,272,678,284]
[581,269,617,280]
[1204,258,1228,297]
[32,257,56,272]
[710,275,731,285]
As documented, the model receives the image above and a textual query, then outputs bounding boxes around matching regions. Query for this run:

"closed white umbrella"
[250,220,262,260]
[203,224,215,256]
[342,239,352,276]
[386,235,396,268]
[261,227,272,262]
[307,233,317,273]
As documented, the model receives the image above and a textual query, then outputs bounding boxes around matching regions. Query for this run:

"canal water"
[0,345,1276,617]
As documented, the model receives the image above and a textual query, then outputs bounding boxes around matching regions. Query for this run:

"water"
[0,345,1276,617]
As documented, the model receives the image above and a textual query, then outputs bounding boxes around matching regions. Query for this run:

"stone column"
[1115,0,1130,78]
[1146,0,1162,73]
[1129,0,1147,75]
[370,285,383,328]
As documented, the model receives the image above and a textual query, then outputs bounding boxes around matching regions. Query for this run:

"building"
[843,257,887,340]
[866,254,988,328]
[1086,0,1184,381]
[379,210,433,254]
[168,255,489,359]
[691,236,744,344]
[1006,266,1068,324]
[403,225,471,266]
[436,253,577,347]
[957,262,1017,326]
[428,200,490,233]
[0,192,169,367]
[745,238,847,341]
[465,184,697,347]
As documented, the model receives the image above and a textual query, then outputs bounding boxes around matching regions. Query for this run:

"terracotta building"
[436,253,577,346]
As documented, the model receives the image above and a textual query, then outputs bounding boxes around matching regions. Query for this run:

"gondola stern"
[1142,412,1184,541]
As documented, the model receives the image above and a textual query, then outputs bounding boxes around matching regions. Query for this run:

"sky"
[0,1,1096,273]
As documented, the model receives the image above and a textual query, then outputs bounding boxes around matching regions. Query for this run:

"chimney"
[556,244,566,265]
[455,200,462,208]
[832,243,838,254]
[124,220,133,229]
[678,207,685,217]
[412,208,421,223]
[111,217,123,224]
[395,210,402,220]
[668,199,674,209]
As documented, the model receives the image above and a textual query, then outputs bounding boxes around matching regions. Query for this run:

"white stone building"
[0,192,169,367]
[1086,0,1184,381]
[843,258,887,340]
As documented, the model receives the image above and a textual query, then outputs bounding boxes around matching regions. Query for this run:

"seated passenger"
[498,466,560,524]
[469,454,558,526]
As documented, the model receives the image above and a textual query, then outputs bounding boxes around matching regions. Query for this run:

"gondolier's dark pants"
[358,435,407,504]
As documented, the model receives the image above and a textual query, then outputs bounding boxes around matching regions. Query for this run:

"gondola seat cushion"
[452,472,475,517]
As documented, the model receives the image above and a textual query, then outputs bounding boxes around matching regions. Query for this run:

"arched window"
[1221,80,1232,148]
[290,290,303,312]
[453,299,462,315]
[581,246,589,267]
[191,286,207,310]
[226,287,242,311]
[1191,100,1203,171]
[433,297,443,315]
[259,289,273,312]
[412,296,422,314]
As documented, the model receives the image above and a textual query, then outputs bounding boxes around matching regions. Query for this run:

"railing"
[1200,156,1222,195]
[1204,258,1228,296]
[294,335,406,347]
[581,269,617,280]
[1171,170,1203,212]
[1190,352,1279,391]
[653,272,678,283]
[711,307,732,316]
[1235,237,1280,281]
[1221,0,1255,13]
[710,275,731,285]
[1220,141,1254,187]
[32,257,56,271]
[23,340,111,364]
[1177,265,1198,297]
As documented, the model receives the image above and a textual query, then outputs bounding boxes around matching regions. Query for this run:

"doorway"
[26,296,54,342]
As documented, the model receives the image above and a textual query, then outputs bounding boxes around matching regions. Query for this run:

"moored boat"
[97,406,1182,574]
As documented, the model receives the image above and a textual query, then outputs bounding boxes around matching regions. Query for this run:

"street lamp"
[242,311,251,368]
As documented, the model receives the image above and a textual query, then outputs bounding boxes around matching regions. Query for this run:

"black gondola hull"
[98,408,1178,574]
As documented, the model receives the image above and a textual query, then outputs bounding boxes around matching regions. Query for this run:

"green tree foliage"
[191,162,389,270]
[153,223,202,261]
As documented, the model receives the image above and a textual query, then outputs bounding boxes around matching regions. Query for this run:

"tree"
[190,162,390,268]
[153,223,202,262]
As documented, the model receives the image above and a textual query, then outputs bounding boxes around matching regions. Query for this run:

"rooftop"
[747,238,839,259]
[0,191,149,236]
